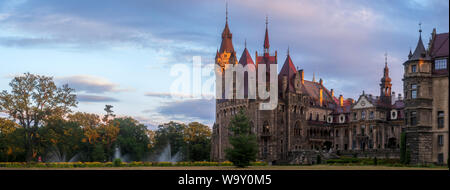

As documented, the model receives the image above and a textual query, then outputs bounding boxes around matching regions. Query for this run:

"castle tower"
[216,4,237,70]
[380,53,392,105]
[403,24,433,165]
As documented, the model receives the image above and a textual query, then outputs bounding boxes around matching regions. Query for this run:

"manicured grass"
[1,165,447,170]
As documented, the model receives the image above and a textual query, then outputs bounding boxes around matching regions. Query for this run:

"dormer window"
[435,59,447,70]
[411,65,417,73]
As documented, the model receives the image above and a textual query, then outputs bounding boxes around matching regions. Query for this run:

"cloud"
[77,94,119,102]
[144,91,215,99]
[56,75,130,94]
[157,99,215,122]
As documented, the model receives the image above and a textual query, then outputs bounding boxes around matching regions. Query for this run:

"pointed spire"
[419,22,422,34]
[410,22,428,60]
[408,47,412,59]
[264,15,270,53]
[384,52,388,67]
[383,52,390,79]
[219,2,234,53]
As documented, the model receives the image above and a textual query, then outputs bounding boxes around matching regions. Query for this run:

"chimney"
[392,91,396,103]
[319,78,323,85]
[339,95,344,107]
[331,89,334,97]
[398,93,402,101]
[348,98,355,104]
[299,69,304,84]
[319,89,323,106]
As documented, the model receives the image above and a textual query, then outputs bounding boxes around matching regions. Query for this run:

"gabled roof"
[301,80,335,106]
[430,33,449,58]
[392,100,405,109]
[256,55,277,65]
[278,54,297,92]
[239,48,254,66]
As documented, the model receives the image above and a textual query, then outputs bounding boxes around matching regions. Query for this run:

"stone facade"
[403,28,449,165]
[210,15,410,164]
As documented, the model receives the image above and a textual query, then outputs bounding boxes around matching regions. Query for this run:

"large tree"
[153,121,186,160]
[225,109,258,167]
[112,117,151,161]
[39,118,84,162]
[0,73,77,161]
[184,122,211,161]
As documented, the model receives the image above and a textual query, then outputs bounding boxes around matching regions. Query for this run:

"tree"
[225,109,258,167]
[184,122,211,161]
[39,118,83,162]
[400,132,407,164]
[0,73,77,161]
[112,117,150,161]
[153,121,186,160]
[103,105,116,122]
[0,118,25,161]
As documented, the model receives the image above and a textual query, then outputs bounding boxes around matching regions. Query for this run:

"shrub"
[113,158,122,167]
[316,155,321,164]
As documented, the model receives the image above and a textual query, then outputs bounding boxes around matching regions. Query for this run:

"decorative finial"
[265,15,268,29]
[287,46,290,56]
[313,72,316,82]
[244,39,247,49]
[226,2,228,23]
[419,22,422,34]
[384,52,388,66]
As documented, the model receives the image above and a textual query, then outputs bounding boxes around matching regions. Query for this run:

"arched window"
[249,121,254,134]
[294,121,301,136]
[263,121,270,134]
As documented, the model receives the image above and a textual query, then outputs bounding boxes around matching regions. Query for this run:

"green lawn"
[1,165,447,170]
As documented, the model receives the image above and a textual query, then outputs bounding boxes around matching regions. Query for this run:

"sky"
[0,0,448,129]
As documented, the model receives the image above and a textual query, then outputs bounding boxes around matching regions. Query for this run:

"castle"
[210,12,448,165]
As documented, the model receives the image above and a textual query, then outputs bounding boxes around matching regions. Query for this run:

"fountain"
[114,146,121,160]
[157,143,181,162]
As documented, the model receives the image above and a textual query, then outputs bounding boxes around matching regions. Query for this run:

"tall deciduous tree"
[184,122,211,161]
[225,109,258,167]
[0,73,77,161]
[112,117,151,161]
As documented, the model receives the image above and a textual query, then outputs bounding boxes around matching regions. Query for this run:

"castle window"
[438,154,444,165]
[353,112,357,120]
[405,112,408,125]
[411,84,417,99]
[411,65,417,73]
[361,125,365,136]
[369,111,374,119]
[361,111,366,120]
[435,59,447,70]
[438,135,444,146]
[438,111,444,128]
[410,111,417,126]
